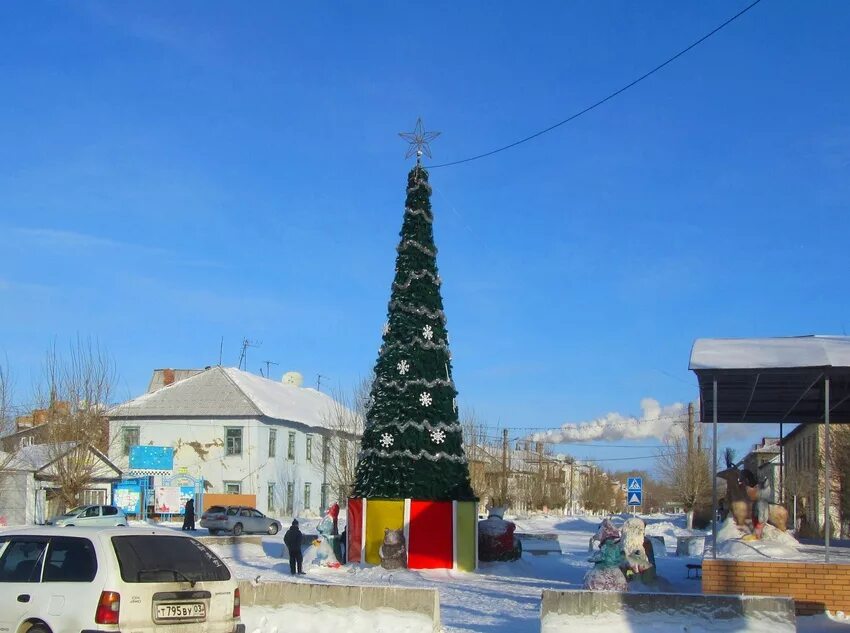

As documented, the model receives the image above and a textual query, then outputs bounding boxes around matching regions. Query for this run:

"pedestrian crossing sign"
[627,477,643,492]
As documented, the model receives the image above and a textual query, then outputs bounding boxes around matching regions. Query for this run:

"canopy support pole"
[779,422,784,504]
[825,376,831,563]
[712,377,718,560]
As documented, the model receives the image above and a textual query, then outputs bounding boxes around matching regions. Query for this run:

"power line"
[428,0,764,169]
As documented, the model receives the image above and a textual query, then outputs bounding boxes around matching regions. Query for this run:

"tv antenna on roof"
[316,373,328,392]
[261,360,279,378]
[238,338,261,371]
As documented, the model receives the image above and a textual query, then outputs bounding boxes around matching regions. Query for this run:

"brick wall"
[703,558,850,615]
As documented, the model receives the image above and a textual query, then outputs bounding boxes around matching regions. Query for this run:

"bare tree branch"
[30,337,118,512]
[321,376,369,504]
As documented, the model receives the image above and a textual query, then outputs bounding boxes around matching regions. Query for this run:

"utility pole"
[687,402,695,462]
[568,461,575,515]
[536,441,544,510]
[316,374,327,392]
[687,402,696,529]
[501,428,509,506]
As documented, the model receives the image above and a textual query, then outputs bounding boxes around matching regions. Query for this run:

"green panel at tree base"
[456,501,477,571]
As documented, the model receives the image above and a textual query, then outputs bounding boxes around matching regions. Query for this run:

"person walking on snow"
[182,498,195,531]
[284,519,305,575]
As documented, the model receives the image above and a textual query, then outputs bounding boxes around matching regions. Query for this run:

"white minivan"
[0,526,245,633]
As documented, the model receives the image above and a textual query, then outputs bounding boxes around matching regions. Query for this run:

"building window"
[321,483,331,512]
[122,427,140,456]
[306,436,313,462]
[304,482,311,510]
[269,429,277,458]
[288,432,296,460]
[224,481,241,494]
[225,427,243,456]
[286,482,294,515]
[267,483,276,512]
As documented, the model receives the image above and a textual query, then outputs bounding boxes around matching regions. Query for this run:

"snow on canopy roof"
[110,366,349,431]
[689,336,850,424]
[689,335,850,370]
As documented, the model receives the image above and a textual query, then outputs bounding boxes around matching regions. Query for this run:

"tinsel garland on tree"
[353,164,475,501]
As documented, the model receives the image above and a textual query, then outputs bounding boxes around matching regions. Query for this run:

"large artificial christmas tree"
[354,120,475,501]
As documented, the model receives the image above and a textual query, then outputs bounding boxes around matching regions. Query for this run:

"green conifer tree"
[353,161,475,501]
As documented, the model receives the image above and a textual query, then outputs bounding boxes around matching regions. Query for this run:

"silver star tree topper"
[399,117,440,161]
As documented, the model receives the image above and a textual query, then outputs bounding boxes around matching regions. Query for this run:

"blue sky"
[1,2,849,466]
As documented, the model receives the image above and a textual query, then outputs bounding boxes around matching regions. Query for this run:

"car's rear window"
[111,536,231,583]
[206,506,226,514]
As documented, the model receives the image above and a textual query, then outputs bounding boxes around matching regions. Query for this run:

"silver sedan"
[200,505,281,536]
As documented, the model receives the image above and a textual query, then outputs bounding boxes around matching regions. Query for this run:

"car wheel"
[268,522,280,535]
[232,523,243,536]
[209,529,219,536]
[27,623,52,633]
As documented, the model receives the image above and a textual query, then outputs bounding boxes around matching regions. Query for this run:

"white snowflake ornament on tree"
[397,359,410,375]
[430,429,446,444]
[422,325,434,341]
[379,433,394,448]
[419,392,433,407]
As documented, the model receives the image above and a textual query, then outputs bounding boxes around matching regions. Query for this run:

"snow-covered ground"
[144,513,850,632]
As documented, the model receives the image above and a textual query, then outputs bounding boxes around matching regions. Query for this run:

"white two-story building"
[108,366,355,518]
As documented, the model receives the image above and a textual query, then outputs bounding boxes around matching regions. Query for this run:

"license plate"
[156,602,206,620]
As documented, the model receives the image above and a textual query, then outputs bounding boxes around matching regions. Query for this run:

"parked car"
[0,526,245,633]
[47,504,128,527]
[200,506,281,536]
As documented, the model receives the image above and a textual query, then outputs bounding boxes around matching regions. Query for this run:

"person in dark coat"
[283,519,305,575]
[182,498,196,531]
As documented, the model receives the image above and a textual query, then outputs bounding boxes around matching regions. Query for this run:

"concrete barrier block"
[196,535,263,547]
[238,581,440,631]
[540,590,795,632]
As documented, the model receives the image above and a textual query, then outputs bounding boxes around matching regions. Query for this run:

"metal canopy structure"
[688,335,850,562]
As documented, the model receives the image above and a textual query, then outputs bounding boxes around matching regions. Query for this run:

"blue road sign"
[627,491,643,506]
[627,477,643,492]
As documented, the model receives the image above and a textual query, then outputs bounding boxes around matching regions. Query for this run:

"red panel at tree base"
[347,498,362,564]
[408,500,453,569]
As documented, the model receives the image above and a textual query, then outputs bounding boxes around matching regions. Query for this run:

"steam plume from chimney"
[531,398,688,444]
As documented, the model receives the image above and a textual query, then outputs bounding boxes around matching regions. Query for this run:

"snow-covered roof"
[689,335,850,370]
[1,442,76,471]
[110,366,348,431]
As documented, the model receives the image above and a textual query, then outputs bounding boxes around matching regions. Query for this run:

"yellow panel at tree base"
[365,498,405,565]
[455,501,477,571]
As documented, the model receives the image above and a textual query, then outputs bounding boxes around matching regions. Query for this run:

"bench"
[686,563,702,579]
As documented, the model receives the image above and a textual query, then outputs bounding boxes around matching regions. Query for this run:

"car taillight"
[95,591,120,625]
[233,587,240,618]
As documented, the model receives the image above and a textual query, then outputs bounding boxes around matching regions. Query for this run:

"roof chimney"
[163,369,176,386]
